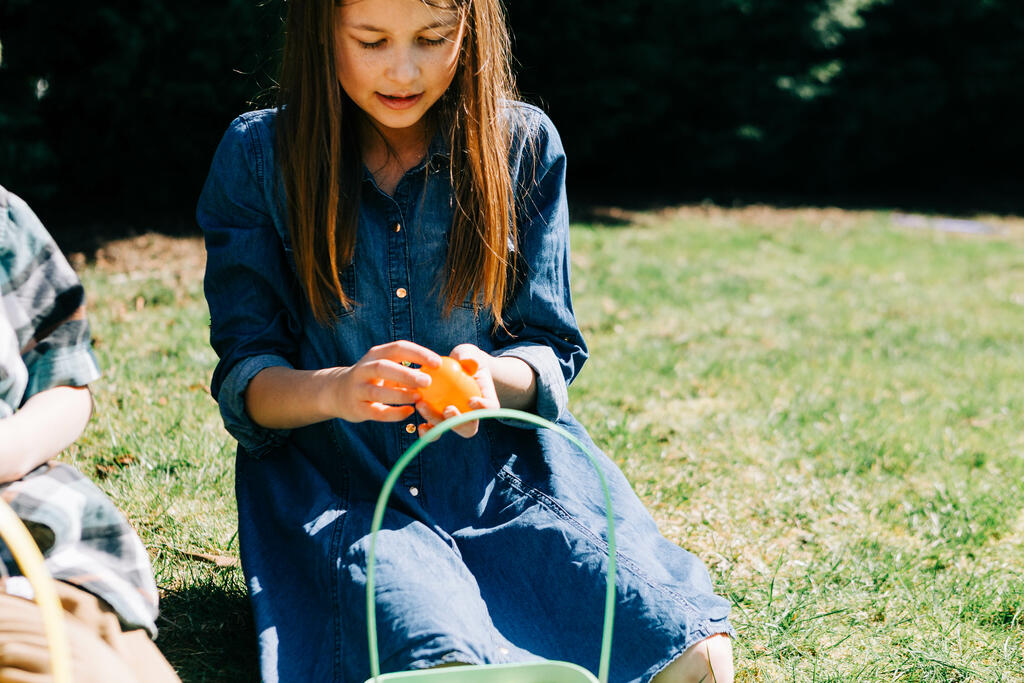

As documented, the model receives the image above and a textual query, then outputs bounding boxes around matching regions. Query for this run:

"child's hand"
[415,344,499,439]
[334,341,441,423]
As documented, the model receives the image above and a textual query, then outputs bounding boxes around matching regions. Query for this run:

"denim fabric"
[198,103,733,683]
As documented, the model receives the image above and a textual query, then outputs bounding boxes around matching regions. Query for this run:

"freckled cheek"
[424,50,460,83]
[337,51,380,91]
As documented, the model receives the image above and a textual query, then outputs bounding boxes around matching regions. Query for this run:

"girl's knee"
[651,633,734,683]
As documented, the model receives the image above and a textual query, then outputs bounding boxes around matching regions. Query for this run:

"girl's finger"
[357,359,431,389]
[362,404,416,422]
[444,405,479,438]
[363,383,420,406]
[467,395,498,410]
[453,422,478,438]
[416,401,476,438]
[470,366,499,402]
[456,357,479,376]
[414,400,445,425]
[364,341,442,368]
[448,346,498,406]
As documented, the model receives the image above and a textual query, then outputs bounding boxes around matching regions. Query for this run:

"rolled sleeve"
[494,105,588,424]
[23,342,100,400]
[197,112,300,458]
[218,353,293,457]
[1,185,101,403]
[494,342,567,422]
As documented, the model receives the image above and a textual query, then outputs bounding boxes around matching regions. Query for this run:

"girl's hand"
[415,344,500,439]
[331,341,441,423]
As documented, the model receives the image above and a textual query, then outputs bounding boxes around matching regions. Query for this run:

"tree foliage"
[1,0,1021,217]
[509,0,1024,203]
[0,0,282,214]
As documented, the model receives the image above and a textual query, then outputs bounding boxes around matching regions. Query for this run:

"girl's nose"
[386,48,420,85]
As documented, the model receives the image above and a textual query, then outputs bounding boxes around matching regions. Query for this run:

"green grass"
[68,209,1024,681]
[73,236,255,681]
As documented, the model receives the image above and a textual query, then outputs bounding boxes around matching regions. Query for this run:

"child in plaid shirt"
[0,185,179,682]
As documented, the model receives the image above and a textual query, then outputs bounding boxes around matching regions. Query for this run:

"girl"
[197,1,734,681]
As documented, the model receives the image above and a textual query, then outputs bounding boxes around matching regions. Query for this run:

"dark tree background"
[0,0,283,227]
[508,0,1024,209]
[2,0,1022,231]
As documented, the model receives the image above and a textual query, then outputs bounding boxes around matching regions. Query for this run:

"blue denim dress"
[197,103,733,683]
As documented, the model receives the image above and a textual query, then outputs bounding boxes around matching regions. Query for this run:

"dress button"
[396,287,408,298]
[409,487,419,497]
[405,423,416,434]
[392,222,402,233]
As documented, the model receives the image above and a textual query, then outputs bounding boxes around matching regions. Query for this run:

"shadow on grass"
[157,578,259,683]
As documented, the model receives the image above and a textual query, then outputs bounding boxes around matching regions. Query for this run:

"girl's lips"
[376,93,423,110]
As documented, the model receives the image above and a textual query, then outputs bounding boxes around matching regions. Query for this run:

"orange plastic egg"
[419,357,482,414]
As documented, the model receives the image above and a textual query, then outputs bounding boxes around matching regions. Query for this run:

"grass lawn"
[67,205,1024,681]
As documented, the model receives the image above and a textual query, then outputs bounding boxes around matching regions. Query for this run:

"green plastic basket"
[364,408,617,683]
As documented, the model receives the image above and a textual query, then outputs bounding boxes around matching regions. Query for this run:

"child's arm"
[0,384,92,483]
[244,340,442,429]
[0,186,101,481]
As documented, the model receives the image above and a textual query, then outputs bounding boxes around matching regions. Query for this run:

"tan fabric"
[0,581,179,683]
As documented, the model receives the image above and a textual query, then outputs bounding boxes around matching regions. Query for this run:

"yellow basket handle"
[0,497,72,682]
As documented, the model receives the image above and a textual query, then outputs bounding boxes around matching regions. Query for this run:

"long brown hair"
[276,0,518,324]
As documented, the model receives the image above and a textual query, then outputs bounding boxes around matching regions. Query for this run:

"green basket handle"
[366,408,616,683]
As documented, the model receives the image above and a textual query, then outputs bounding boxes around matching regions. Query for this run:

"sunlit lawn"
[69,205,1024,681]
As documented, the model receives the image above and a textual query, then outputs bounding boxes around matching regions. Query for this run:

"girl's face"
[334,0,465,140]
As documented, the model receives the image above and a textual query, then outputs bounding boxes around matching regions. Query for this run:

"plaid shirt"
[0,185,159,636]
